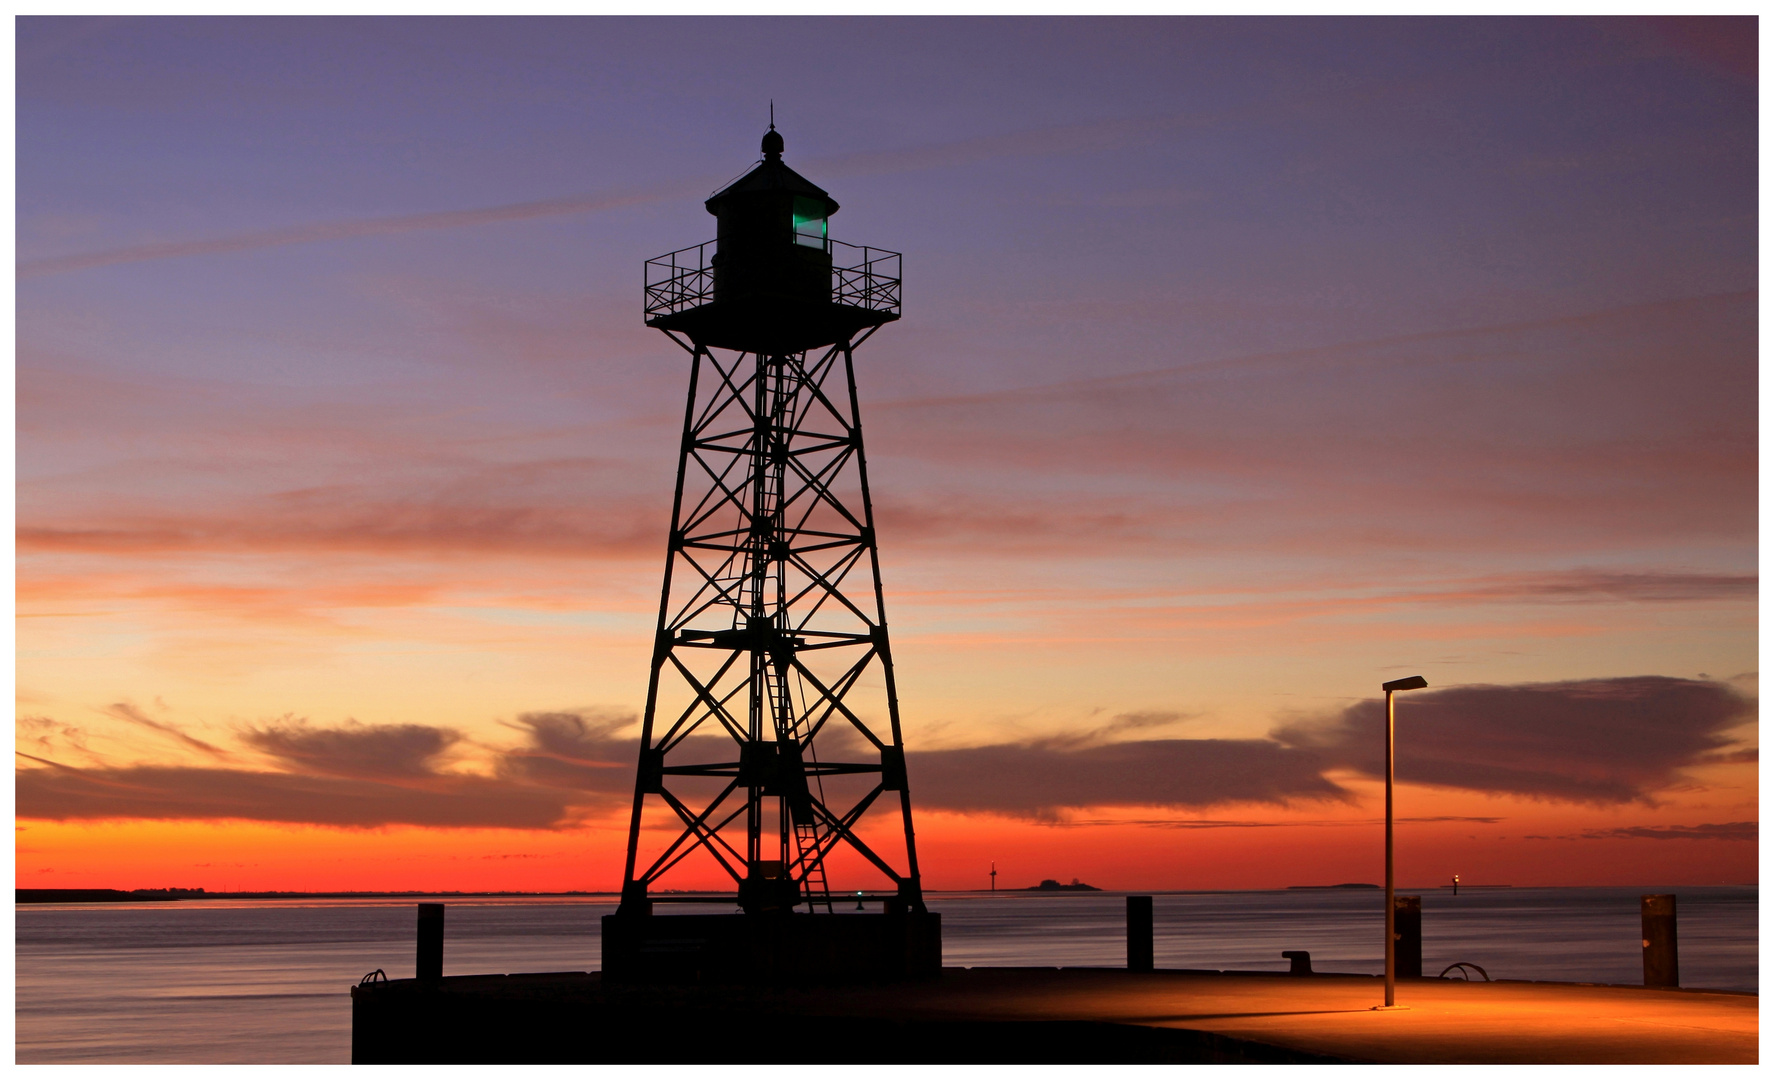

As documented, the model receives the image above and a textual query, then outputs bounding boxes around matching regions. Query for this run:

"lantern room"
[705,125,840,309]
[643,125,901,355]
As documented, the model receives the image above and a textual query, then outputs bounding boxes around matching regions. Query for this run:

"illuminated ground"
[884,968,1757,1064]
[352,967,1757,1063]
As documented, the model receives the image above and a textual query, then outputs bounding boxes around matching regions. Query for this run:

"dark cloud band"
[1271,675,1754,805]
[14,677,1755,827]
[14,756,587,830]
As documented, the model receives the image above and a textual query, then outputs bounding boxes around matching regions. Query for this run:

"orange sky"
[15,17,1758,893]
[17,765,1757,893]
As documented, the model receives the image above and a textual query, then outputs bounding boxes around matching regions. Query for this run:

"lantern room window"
[793,195,828,249]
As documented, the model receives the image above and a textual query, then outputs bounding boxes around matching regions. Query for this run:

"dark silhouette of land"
[1026,879,1101,892]
[1286,883,1381,890]
[1285,884,1514,891]
[16,888,617,904]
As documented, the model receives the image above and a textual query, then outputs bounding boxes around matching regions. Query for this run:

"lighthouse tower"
[605,125,933,979]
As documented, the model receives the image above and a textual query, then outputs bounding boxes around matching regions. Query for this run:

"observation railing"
[644,238,902,321]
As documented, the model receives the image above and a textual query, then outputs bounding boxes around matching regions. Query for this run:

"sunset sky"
[15,16,1758,893]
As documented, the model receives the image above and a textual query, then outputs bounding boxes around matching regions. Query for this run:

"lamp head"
[1382,675,1428,692]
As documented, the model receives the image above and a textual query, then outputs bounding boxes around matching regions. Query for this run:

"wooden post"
[1642,894,1678,987]
[1393,895,1421,978]
[1127,895,1153,971]
[417,903,445,980]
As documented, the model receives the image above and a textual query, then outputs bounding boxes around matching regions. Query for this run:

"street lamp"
[1378,674,1427,1010]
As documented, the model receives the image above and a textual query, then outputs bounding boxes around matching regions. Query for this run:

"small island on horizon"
[1025,878,1101,892]
[1286,883,1381,890]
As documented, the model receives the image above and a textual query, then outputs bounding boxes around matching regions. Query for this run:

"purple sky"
[15,17,1758,889]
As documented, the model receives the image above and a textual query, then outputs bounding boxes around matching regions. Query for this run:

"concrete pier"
[350,967,1756,1063]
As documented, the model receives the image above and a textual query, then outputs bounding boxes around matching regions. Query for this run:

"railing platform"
[643,238,901,354]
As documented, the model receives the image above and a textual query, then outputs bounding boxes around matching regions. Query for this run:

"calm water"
[16,885,1756,1063]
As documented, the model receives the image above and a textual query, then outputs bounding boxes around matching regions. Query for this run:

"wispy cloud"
[102,702,229,759]
[18,293,1754,622]
[1526,821,1757,842]
[16,85,1399,280]
[18,497,663,560]
[1582,821,1757,841]
[16,185,701,279]
[497,710,638,792]
[18,715,91,758]
[1449,571,1757,605]
[1039,814,1504,829]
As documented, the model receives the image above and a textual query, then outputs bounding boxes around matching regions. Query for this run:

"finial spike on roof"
[761,106,784,160]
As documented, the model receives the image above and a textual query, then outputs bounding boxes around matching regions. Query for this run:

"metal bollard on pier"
[417,903,445,980]
[1393,895,1421,978]
[1126,895,1153,971]
[1642,894,1678,987]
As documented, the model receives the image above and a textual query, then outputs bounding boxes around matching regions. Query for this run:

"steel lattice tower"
[617,125,924,919]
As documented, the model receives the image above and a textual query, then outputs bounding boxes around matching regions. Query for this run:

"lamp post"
[1378,674,1427,1009]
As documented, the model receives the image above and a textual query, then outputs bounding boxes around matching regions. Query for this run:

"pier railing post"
[1393,895,1421,978]
[417,903,445,980]
[1642,894,1678,987]
[1127,895,1153,971]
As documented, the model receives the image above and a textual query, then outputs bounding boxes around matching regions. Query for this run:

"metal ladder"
[759,358,832,914]
[787,680,834,913]
[794,817,833,912]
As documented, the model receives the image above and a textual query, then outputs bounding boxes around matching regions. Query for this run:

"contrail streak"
[17,113,1152,279]
[871,290,1756,411]
[17,184,706,279]
[19,78,1413,280]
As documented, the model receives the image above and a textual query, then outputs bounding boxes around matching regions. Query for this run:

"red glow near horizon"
[15,17,1756,892]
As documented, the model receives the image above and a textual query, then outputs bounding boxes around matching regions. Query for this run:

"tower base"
[601,912,941,983]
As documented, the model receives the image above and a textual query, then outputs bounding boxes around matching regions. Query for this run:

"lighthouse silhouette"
[605,123,936,981]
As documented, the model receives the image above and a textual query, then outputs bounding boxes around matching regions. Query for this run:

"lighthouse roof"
[705,129,840,218]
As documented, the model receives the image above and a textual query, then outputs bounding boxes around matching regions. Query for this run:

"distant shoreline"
[15,888,620,904]
[1286,883,1380,890]
[1285,883,1515,891]
[21,882,1733,904]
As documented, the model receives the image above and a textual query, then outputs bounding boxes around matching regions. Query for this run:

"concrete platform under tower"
[600,911,941,983]
[349,967,1757,1064]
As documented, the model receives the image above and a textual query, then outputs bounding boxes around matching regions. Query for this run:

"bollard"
[1393,895,1421,978]
[1642,894,1678,987]
[1126,895,1153,971]
[417,903,445,980]
[1282,950,1312,976]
